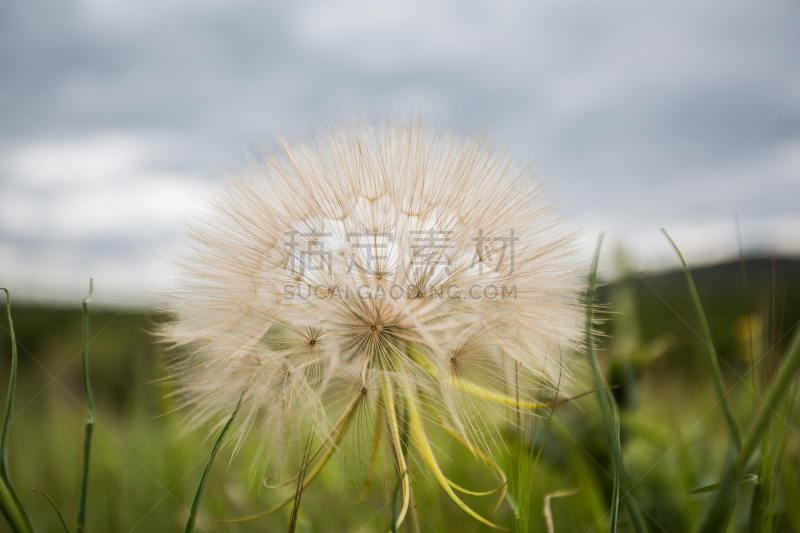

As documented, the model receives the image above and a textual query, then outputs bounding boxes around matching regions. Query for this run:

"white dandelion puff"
[162,117,585,529]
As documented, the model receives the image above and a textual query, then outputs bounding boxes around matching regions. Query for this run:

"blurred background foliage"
[1,257,798,532]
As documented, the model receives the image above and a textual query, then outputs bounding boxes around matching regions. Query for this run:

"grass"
[77,281,95,533]
[0,255,798,532]
[585,236,647,533]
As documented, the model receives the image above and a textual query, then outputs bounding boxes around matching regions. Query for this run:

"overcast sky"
[1,0,798,306]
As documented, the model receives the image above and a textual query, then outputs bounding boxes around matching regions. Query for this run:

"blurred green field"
[1,257,798,533]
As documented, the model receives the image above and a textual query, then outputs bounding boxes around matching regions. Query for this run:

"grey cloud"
[0,0,798,303]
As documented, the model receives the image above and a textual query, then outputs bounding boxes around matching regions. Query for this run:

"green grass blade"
[685,474,759,495]
[673,243,800,532]
[662,231,742,451]
[184,389,247,533]
[662,233,744,533]
[609,401,622,532]
[511,361,560,533]
[0,289,34,533]
[76,281,94,533]
[585,237,648,533]
[609,474,620,532]
[735,327,800,474]
[695,469,736,533]
[31,490,69,533]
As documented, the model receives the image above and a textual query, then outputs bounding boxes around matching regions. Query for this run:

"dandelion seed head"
[162,117,585,481]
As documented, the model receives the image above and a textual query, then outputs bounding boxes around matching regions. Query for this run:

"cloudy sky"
[1,0,798,306]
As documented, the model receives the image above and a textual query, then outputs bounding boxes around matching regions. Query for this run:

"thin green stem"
[185,388,247,533]
[585,236,648,533]
[0,289,34,533]
[76,281,94,532]
[0,291,18,473]
[31,490,69,533]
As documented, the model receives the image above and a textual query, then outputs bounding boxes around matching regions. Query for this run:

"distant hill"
[1,257,798,411]
[599,257,800,376]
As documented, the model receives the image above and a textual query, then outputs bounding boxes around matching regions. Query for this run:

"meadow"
[1,256,798,533]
